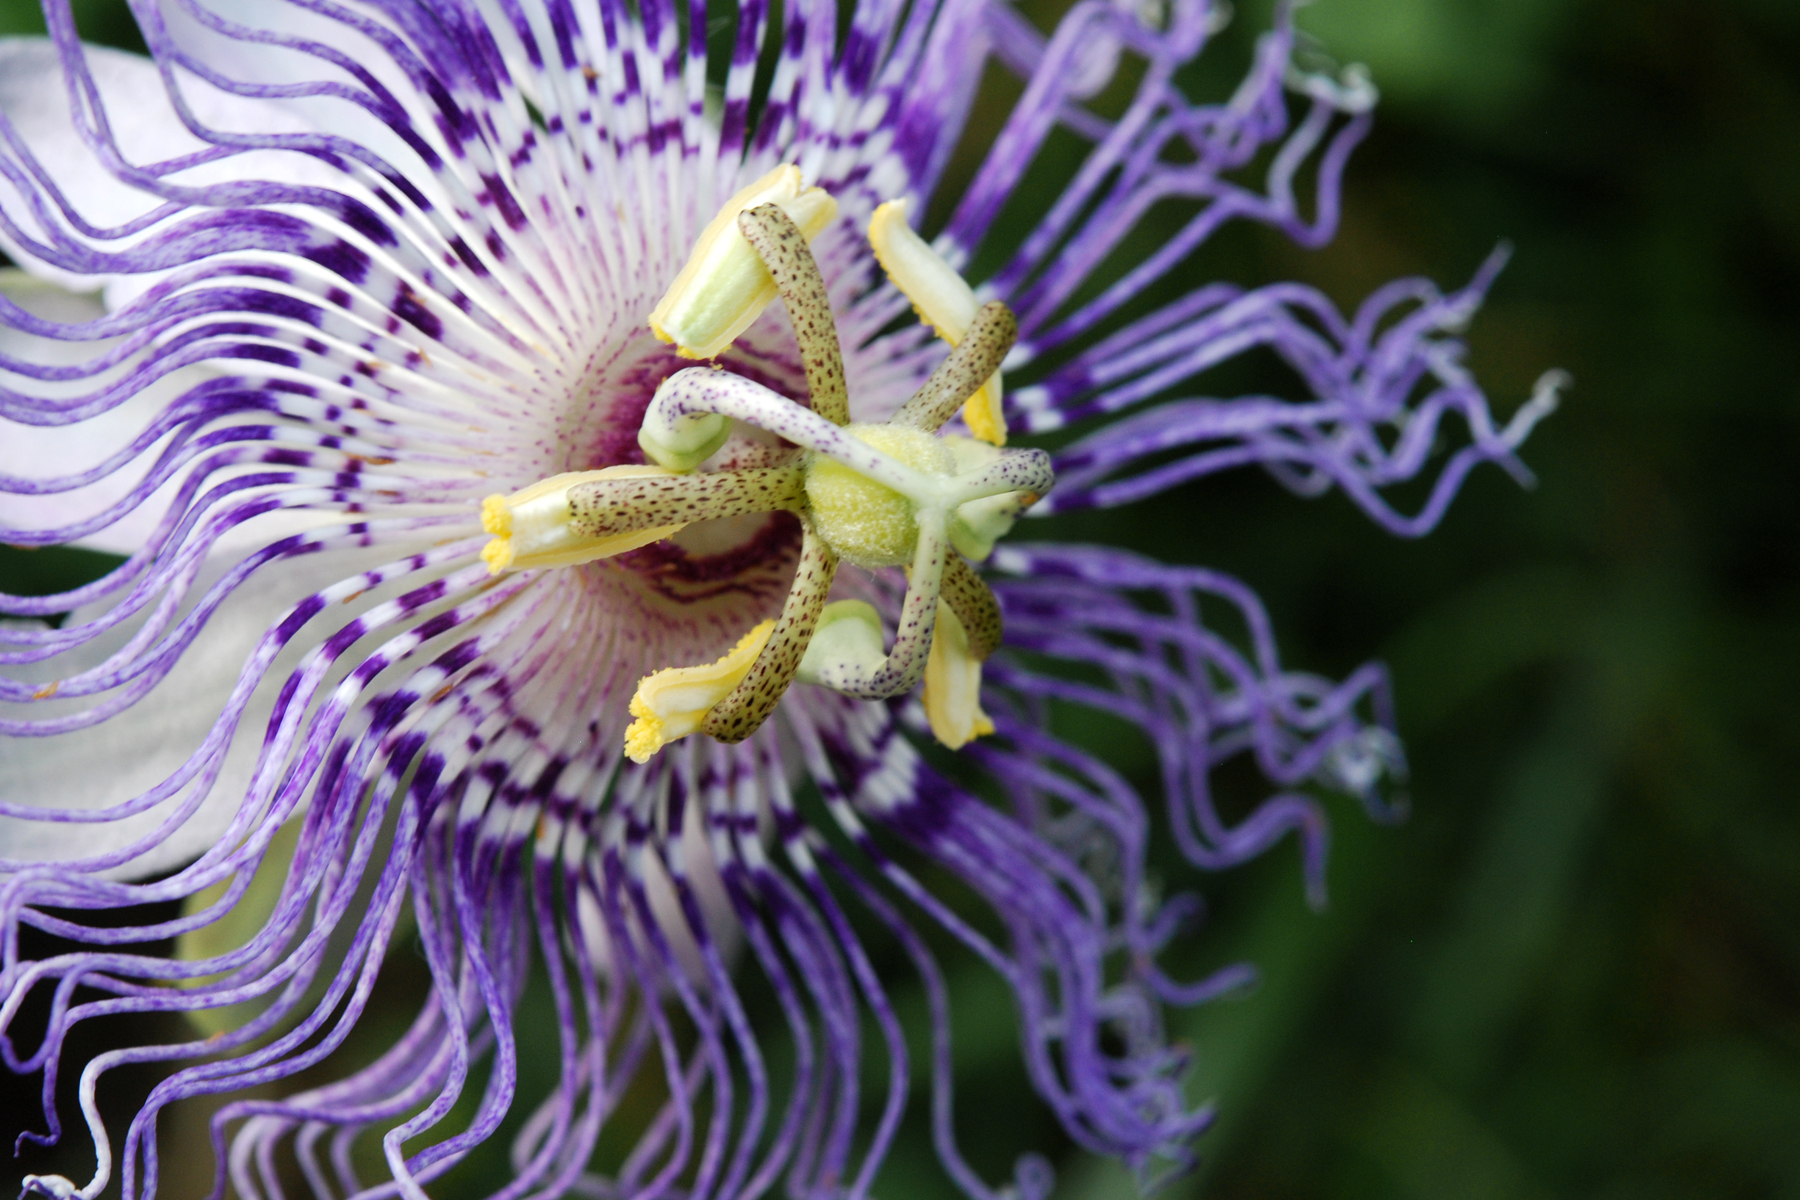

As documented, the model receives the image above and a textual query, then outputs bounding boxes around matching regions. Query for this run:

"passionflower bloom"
[0,0,1559,1196]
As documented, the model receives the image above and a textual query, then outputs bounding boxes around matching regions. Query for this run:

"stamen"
[700,523,839,743]
[939,553,1002,660]
[893,300,1017,435]
[737,204,850,426]
[481,466,691,575]
[625,620,777,763]
[868,199,1007,445]
[567,467,804,537]
[921,603,996,750]
[650,165,838,360]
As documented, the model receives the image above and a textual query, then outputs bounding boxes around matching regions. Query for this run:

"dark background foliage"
[2,0,1796,1197]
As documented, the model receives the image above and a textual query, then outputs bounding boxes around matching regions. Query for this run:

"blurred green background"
[2,0,1797,1197]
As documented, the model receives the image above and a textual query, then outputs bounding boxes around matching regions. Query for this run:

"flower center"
[803,424,952,567]
[478,166,1051,760]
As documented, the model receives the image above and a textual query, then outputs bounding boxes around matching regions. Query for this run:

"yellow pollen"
[479,493,516,572]
[480,493,511,537]
[625,620,777,763]
[480,537,515,574]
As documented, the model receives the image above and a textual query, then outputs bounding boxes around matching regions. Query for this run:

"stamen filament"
[893,300,1017,434]
[568,467,805,537]
[737,204,851,427]
[701,523,840,743]
[939,553,1002,661]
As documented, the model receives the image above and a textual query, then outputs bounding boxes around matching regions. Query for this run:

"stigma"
[477,166,1051,760]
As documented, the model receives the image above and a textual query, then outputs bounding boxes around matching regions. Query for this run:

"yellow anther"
[650,165,839,359]
[921,603,994,750]
[480,493,511,537]
[480,465,687,575]
[803,424,953,567]
[479,494,516,572]
[867,199,1006,446]
[625,621,777,763]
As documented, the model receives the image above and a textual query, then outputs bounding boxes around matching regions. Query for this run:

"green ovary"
[804,423,953,567]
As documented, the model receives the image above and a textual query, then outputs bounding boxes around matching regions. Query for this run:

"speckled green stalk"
[739,203,851,426]
[894,300,1017,433]
[702,523,841,742]
[567,467,804,536]
[939,552,1002,660]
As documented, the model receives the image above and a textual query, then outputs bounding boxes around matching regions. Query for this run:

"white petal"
[0,270,334,557]
[0,269,173,554]
[0,541,433,881]
[0,37,347,299]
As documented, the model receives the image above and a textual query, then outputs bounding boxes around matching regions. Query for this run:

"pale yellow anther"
[867,199,1006,446]
[480,465,686,575]
[650,165,839,359]
[921,603,994,750]
[625,620,777,763]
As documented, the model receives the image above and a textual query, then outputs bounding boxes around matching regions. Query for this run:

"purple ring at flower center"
[555,330,813,600]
